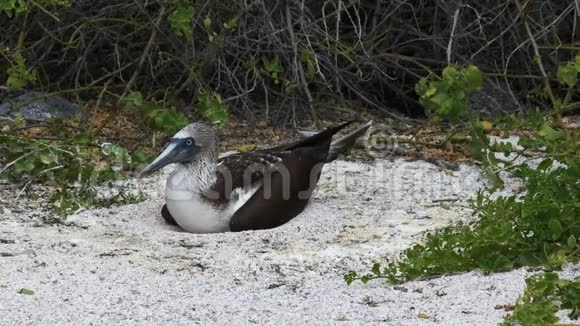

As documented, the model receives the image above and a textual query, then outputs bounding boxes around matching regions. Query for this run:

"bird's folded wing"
[204,151,288,203]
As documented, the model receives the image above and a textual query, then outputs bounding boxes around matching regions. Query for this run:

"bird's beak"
[139,142,179,178]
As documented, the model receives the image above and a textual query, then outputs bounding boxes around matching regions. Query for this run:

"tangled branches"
[0,0,577,124]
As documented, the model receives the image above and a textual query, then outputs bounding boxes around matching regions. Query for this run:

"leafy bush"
[346,151,579,285]
[3,50,37,90]
[122,90,228,130]
[415,65,483,122]
[0,128,145,217]
[346,61,580,285]
[0,0,26,17]
[121,91,189,133]
[502,273,580,325]
[556,55,580,89]
[168,2,194,38]
[196,91,228,125]
[2,1,573,122]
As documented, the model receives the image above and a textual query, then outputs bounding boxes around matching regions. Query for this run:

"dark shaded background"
[0,0,577,124]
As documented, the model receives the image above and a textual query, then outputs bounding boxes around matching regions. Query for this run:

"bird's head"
[139,122,217,177]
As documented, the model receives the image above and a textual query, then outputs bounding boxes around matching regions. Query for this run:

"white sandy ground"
[0,158,578,325]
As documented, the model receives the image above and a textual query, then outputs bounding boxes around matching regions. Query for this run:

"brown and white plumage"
[141,121,366,233]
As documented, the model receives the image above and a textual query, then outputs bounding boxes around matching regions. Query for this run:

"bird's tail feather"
[284,120,355,151]
[326,120,372,162]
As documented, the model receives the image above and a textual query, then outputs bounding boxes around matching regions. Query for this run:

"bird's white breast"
[164,164,262,233]
[165,167,230,233]
[165,188,231,233]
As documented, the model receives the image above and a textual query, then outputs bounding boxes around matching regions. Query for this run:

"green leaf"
[203,15,211,29]
[548,219,563,240]
[415,78,429,95]
[570,226,580,239]
[442,66,460,81]
[299,50,316,79]
[463,65,483,91]
[131,148,154,166]
[360,275,370,284]
[567,235,577,248]
[101,143,130,163]
[223,17,238,30]
[39,152,56,165]
[17,288,34,295]
[557,64,577,87]
[537,158,553,171]
[424,87,437,97]
[344,272,357,285]
[538,124,564,141]
[234,144,256,152]
[263,56,283,74]
[122,91,143,110]
[371,262,381,276]
[73,133,91,145]
[560,281,580,319]
[14,160,35,174]
[169,5,194,38]
[0,0,27,17]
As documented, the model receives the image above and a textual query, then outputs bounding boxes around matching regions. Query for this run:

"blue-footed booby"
[140,121,371,233]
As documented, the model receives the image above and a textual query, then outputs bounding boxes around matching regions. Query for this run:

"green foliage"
[196,91,228,125]
[502,273,580,325]
[101,143,131,165]
[201,15,219,42]
[39,0,71,5]
[122,90,228,128]
[6,51,37,90]
[0,0,70,18]
[131,147,155,167]
[121,90,144,109]
[0,0,26,17]
[122,91,188,134]
[138,103,188,133]
[222,17,238,30]
[203,15,211,29]
[0,128,145,217]
[262,56,284,85]
[561,280,580,320]
[482,110,546,134]
[50,182,144,217]
[300,50,316,80]
[346,124,579,285]
[415,65,483,122]
[169,3,193,38]
[468,119,505,190]
[557,56,580,88]
[347,63,580,287]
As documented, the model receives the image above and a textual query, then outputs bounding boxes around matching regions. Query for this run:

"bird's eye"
[186,139,193,146]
